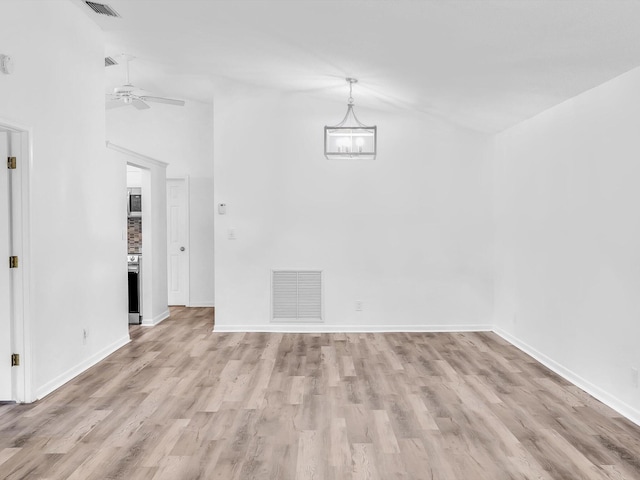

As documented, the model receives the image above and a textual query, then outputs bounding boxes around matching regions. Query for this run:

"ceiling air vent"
[104,56,118,67]
[84,1,121,17]
[272,270,323,323]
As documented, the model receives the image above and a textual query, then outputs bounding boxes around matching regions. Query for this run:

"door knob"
[180,246,185,252]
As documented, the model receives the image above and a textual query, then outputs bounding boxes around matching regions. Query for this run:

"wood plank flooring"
[1,307,639,479]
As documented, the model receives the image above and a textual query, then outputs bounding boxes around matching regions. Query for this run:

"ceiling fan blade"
[140,96,185,107]
[132,98,150,110]
[106,99,126,109]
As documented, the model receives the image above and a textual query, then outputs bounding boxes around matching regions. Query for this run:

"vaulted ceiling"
[74,0,640,133]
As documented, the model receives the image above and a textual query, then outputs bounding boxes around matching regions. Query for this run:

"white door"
[167,178,189,305]
[0,132,13,400]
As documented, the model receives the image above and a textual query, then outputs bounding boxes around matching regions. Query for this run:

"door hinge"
[7,157,16,169]
[9,256,18,268]
[11,354,19,367]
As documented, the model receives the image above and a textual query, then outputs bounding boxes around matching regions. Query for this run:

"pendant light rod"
[346,77,357,105]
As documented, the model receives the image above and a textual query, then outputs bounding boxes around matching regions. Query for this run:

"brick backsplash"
[128,217,142,253]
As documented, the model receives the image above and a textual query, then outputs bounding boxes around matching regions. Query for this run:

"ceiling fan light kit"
[324,78,377,160]
[106,55,185,110]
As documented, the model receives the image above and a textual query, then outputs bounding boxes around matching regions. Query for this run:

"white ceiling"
[75,0,640,133]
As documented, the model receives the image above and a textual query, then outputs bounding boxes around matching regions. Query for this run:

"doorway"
[0,125,31,403]
[108,141,170,327]
[167,177,190,306]
[126,163,152,324]
[126,165,144,324]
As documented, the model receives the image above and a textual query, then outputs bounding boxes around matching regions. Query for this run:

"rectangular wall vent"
[104,56,118,67]
[85,1,121,17]
[272,270,323,323]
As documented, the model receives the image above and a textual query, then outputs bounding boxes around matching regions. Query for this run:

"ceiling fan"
[106,56,185,110]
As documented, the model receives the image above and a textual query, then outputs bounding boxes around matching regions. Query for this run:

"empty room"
[1,0,640,479]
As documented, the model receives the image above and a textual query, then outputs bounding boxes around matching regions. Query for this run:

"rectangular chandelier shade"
[324,126,377,160]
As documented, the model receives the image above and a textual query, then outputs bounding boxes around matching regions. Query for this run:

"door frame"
[108,141,170,326]
[0,119,33,403]
[167,176,190,306]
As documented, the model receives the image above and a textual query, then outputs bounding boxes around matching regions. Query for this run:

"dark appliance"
[128,254,142,324]
[129,193,142,216]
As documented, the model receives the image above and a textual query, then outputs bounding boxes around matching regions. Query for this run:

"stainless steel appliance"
[127,188,142,217]
[128,254,142,324]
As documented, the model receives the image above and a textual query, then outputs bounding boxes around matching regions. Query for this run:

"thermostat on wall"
[0,55,14,75]
[218,203,227,215]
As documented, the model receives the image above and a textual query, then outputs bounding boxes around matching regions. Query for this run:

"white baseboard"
[187,303,215,308]
[35,334,130,401]
[213,324,494,333]
[30,319,640,428]
[493,327,640,427]
[142,309,170,327]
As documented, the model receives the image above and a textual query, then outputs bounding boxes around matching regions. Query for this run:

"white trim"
[35,335,130,401]
[142,309,170,327]
[493,327,640,427]
[140,167,153,328]
[106,141,169,168]
[0,118,33,135]
[213,324,493,333]
[16,131,33,403]
[188,302,215,308]
[0,121,33,403]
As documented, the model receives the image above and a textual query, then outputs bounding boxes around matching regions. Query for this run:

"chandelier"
[324,78,377,160]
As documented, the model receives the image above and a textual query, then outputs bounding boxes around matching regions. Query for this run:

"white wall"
[493,66,640,424]
[107,101,214,307]
[214,86,494,331]
[0,1,129,399]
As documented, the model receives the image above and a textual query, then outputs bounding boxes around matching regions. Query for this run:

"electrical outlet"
[228,227,236,240]
[355,301,363,311]
[632,367,638,388]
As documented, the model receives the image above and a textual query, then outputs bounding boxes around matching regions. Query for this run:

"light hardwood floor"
[1,307,639,479]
